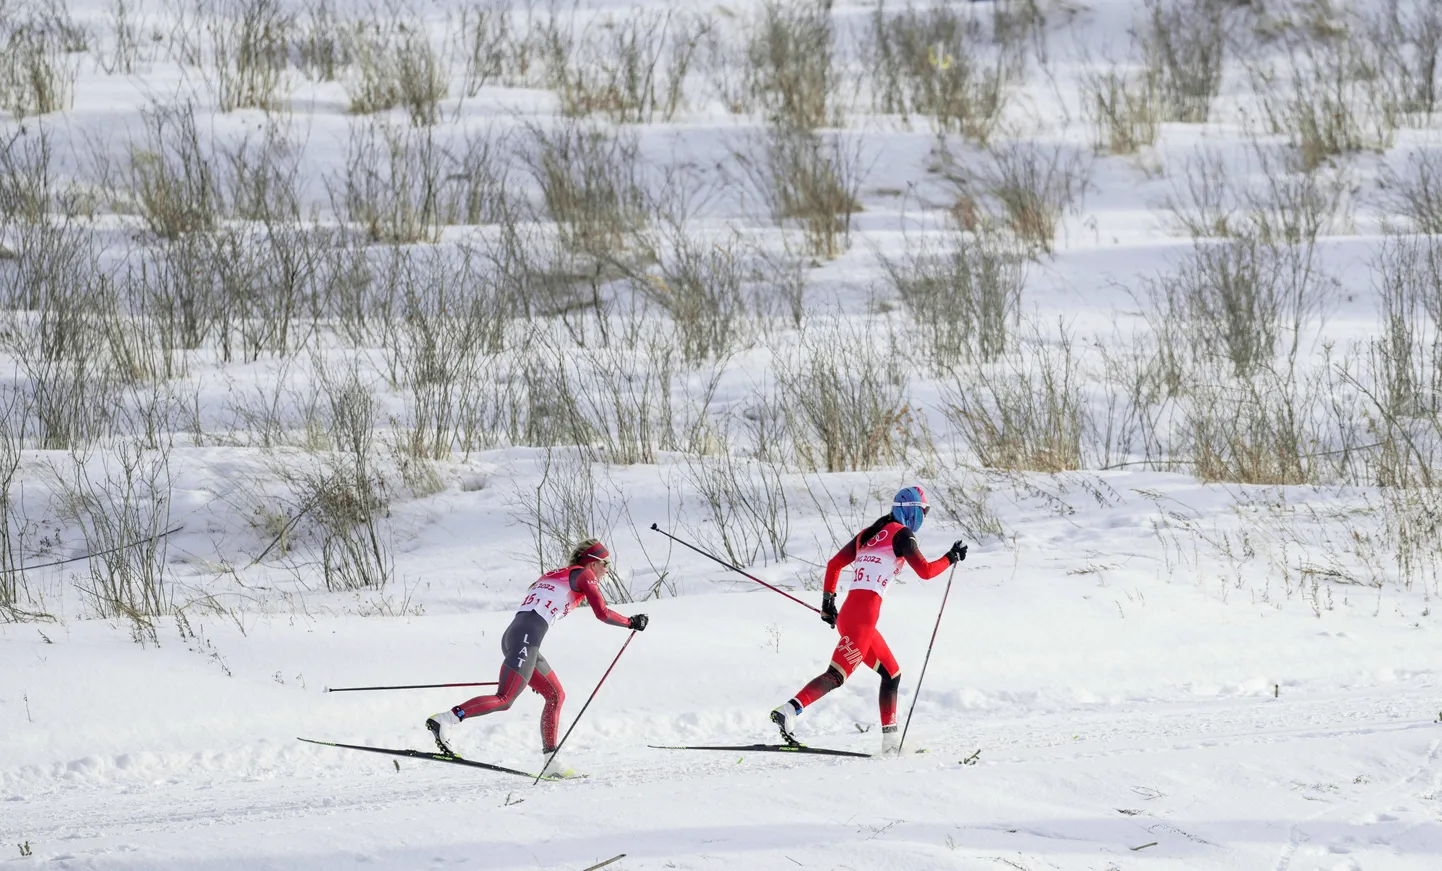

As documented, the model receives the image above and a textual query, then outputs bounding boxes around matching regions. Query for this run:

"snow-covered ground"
[4,0,1442,868]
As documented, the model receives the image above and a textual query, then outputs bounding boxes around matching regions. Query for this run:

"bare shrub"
[1142,0,1228,123]
[56,441,174,642]
[299,363,392,592]
[520,119,649,260]
[928,460,1007,543]
[220,116,305,223]
[1252,19,1396,171]
[207,0,292,112]
[0,393,27,617]
[740,125,865,260]
[568,333,683,465]
[294,0,351,81]
[1363,0,1442,124]
[482,219,617,325]
[939,140,1089,256]
[866,1,1010,142]
[456,0,513,93]
[1385,149,1442,234]
[124,101,224,241]
[1369,233,1442,421]
[381,246,507,459]
[0,220,120,448]
[331,119,508,244]
[516,446,626,596]
[1185,364,1332,486]
[880,226,1026,366]
[941,319,1087,472]
[552,9,709,124]
[629,224,748,365]
[1081,57,1161,155]
[745,0,839,130]
[776,318,912,473]
[1245,145,1353,245]
[1139,235,1334,379]
[345,15,447,125]
[0,122,69,224]
[0,0,83,118]
[100,0,145,75]
[682,437,790,568]
[1162,148,1241,238]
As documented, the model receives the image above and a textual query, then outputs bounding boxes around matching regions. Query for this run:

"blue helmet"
[891,486,929,532]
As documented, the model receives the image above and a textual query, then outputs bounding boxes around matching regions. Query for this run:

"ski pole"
[323,681,498,693]
[536,630,636,785]
[649,523,820,614]
[899,563,956,754]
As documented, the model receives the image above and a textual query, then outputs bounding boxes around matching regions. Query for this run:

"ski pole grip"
[650,522,658,530]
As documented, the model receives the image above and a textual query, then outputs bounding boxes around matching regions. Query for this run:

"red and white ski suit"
[792,518,951,728]
[451,565,629,750]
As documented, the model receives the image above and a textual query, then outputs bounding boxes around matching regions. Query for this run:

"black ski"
[648,742,873,759]
[299,737,537,778]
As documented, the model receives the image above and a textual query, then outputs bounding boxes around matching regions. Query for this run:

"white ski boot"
[880,726,901,756]
[425,710,461,756]
[539,750,579,780]
[770,701,802,746]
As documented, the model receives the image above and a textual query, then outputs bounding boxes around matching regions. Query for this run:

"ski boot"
[425,710,461,756]
[879,726,901,756]
[770,701,803,746]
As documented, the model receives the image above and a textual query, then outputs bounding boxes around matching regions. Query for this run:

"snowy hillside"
[3,0,1442,868]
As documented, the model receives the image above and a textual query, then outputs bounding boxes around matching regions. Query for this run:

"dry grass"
[880,226,1027,366]
[941,318,1087,473]
[520,119,649,261]
[866,2,1011,142]
[937,140,1089,257]
[1081,58,1161,156]
[745,0,839,131]
[0,2,82,118]
[776,318,912,473]
[740,125,866,260]
[208,0,292,112]
[1142,0,1228,124]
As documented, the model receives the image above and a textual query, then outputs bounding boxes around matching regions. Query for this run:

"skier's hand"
[820,591,838,628]
[946,541,968,564]
[628,613,649,631]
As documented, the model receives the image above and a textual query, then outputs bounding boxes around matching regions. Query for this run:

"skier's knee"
[877,663,901,690]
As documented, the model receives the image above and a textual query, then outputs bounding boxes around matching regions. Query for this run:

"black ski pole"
[535,630,637,785]
[649,523,819,614]
[324,681,499,693]
[899,563,956,754]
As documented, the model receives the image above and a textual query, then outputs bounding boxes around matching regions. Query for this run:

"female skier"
[771,486,965,755]
[426,539,647,776]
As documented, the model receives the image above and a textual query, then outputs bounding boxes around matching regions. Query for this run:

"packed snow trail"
[5,584,1441,870]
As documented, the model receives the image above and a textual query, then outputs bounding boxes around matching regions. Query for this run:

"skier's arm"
[572,568,631,627]
[894,529,951,579]
[822,538,860,595]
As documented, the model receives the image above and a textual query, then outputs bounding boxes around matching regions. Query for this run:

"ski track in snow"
[7,681,1442,869]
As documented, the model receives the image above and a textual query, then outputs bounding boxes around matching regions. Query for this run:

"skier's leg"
[795,623,872,707]
[428,613,547,752]
[773,615,878,743]
[865,633,902,731]
[528,656,566,752]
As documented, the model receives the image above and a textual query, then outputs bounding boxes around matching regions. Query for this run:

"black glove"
[628,613,649,631]
[820,592,838,628]
[946,541,968,564]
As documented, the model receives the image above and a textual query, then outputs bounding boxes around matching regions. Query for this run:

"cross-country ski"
[648,743,875,759]
[297,737,542,778]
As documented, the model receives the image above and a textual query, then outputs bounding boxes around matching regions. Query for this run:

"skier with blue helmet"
[771,486,966,755]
